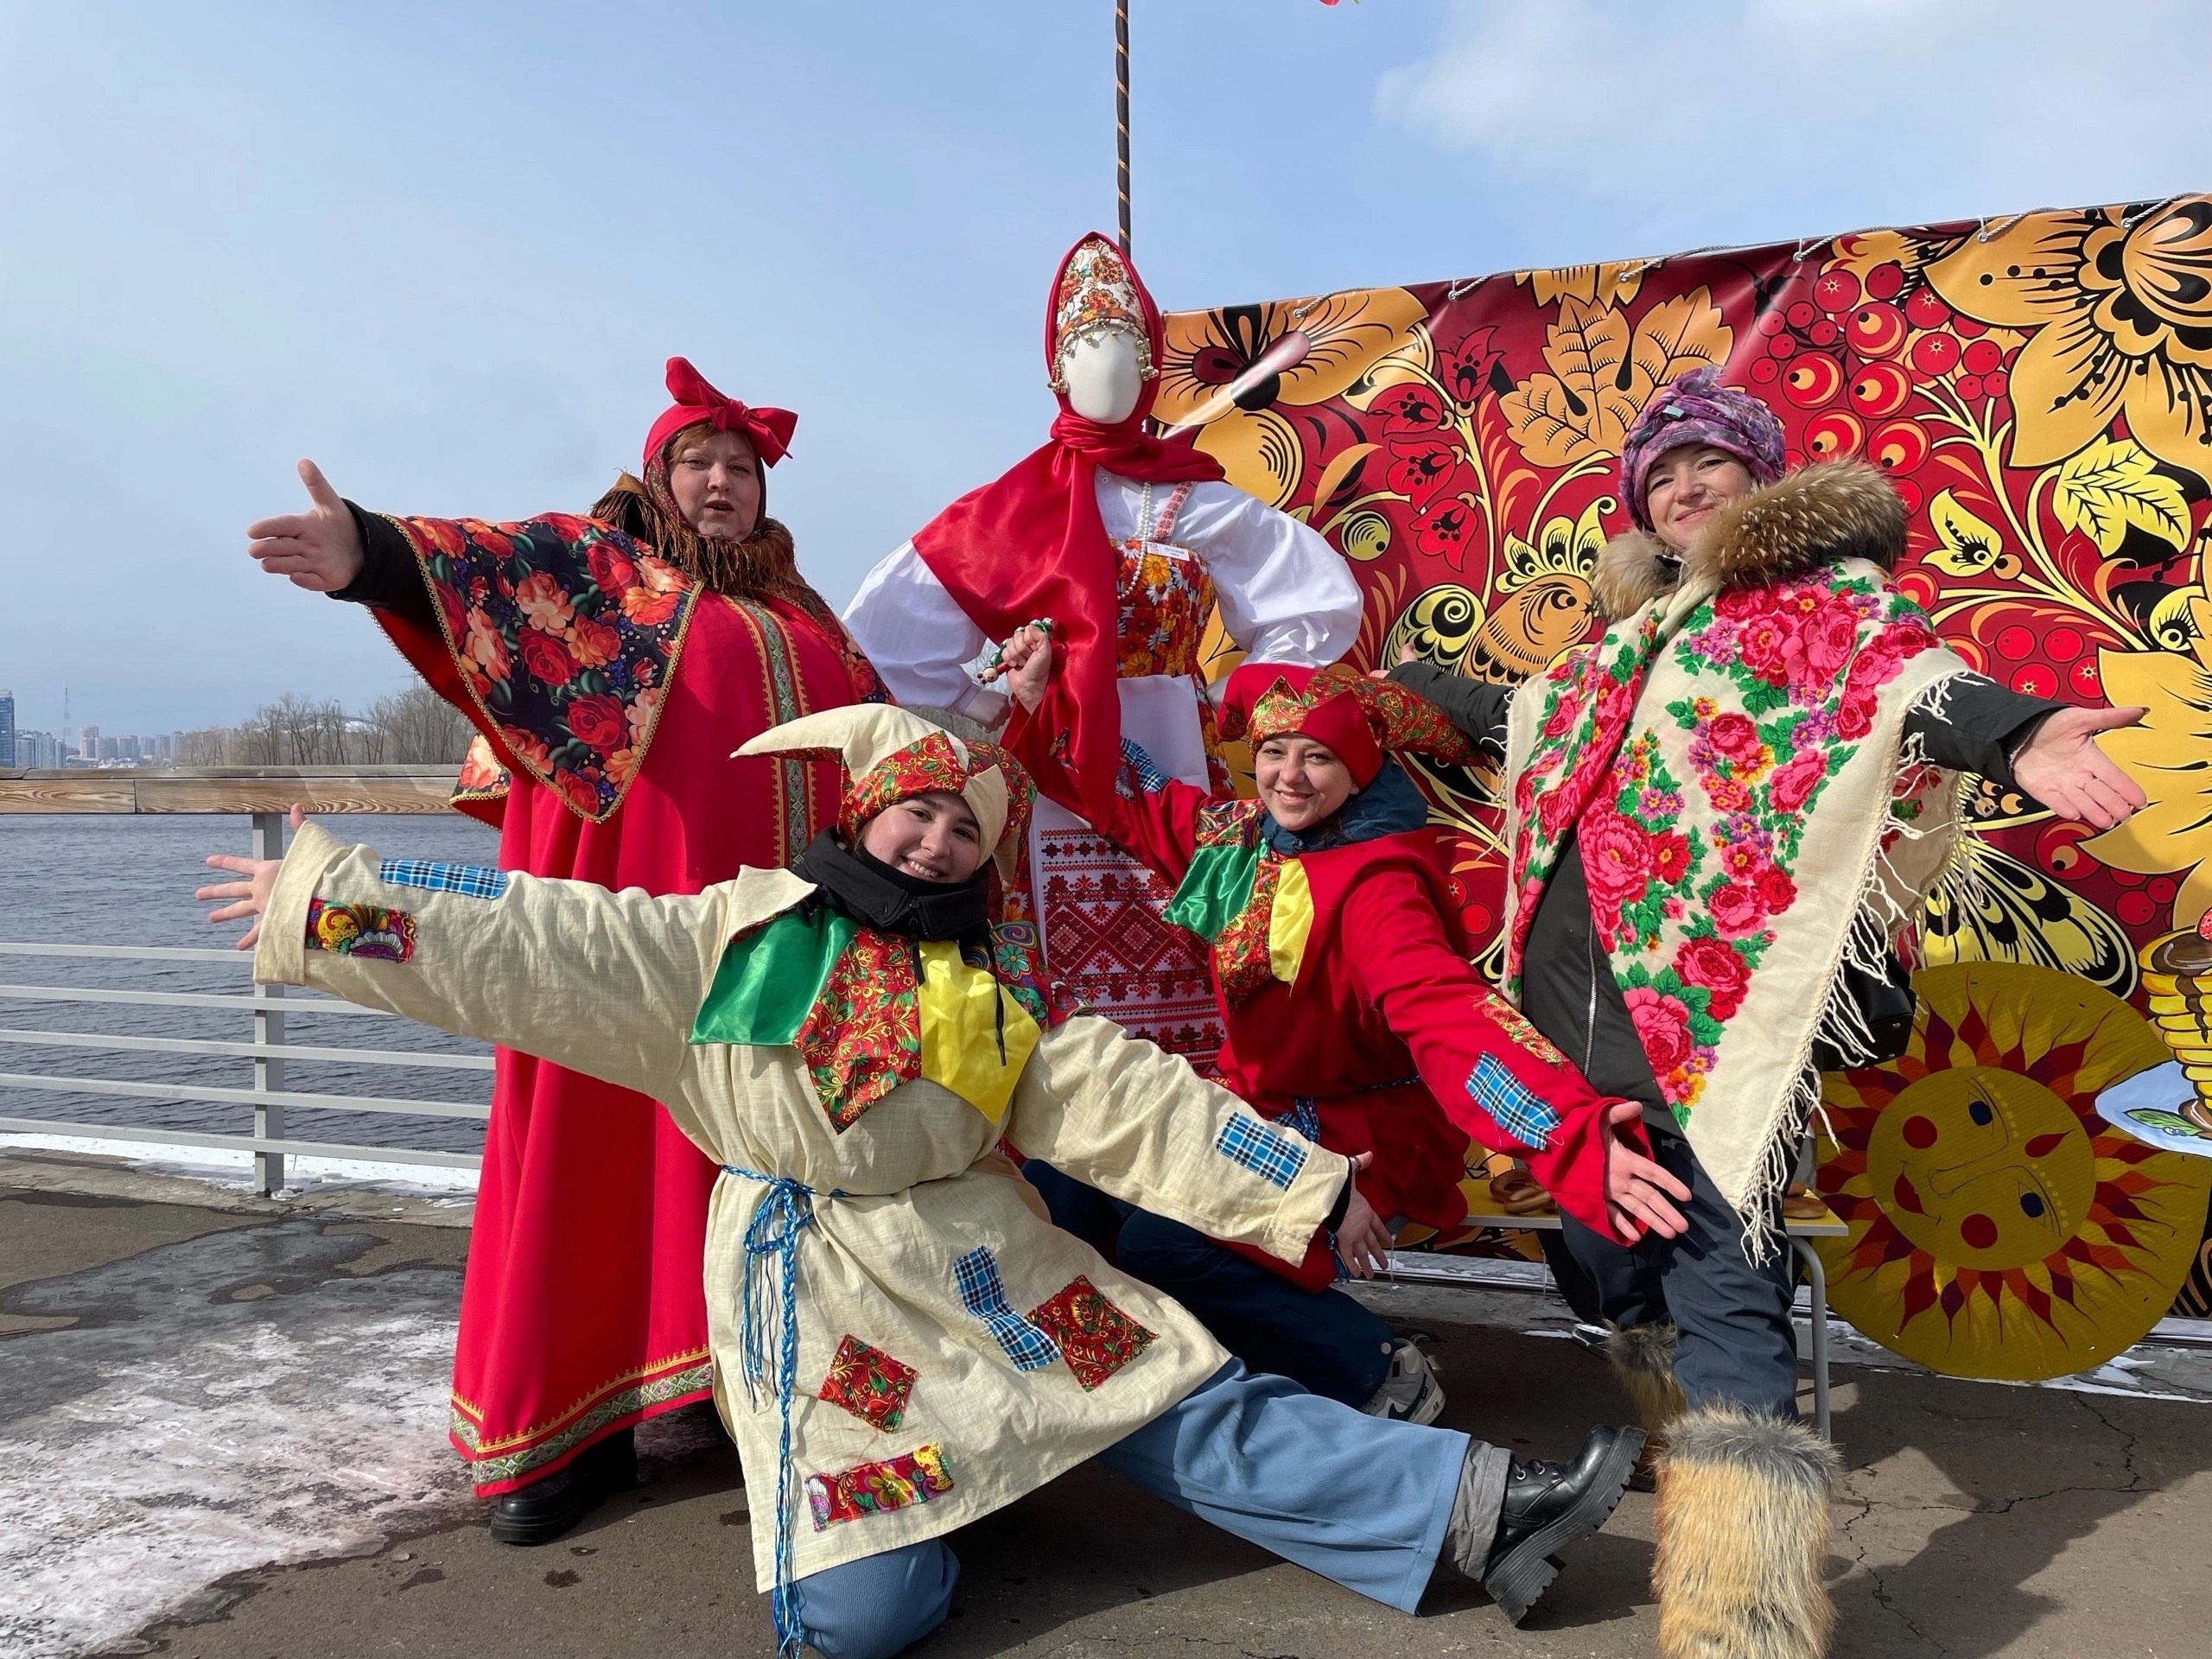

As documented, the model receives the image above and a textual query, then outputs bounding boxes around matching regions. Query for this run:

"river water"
[0,814,500,1156]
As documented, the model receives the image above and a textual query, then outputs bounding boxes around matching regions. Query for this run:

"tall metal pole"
[1115,0,1131,255]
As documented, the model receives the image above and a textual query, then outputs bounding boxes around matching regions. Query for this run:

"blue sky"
[3,0,2206,738]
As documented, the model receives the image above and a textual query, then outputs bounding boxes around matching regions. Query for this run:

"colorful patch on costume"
[1483,995,1570,1070]
[304,899,416,963]
[1027,1275,1155,1390]
[377,858,510,900]
[1117,735,1173,798]
[805,1443,953,1530]
[817,1334,918,1430]
[951,1247,1060,1371]
[1213,1112,1308,1190]
[989,920,1083,1029]
[795,929,924,1130]
[1282,1097,1323,1144]
[1466,1053,1560,1151]
[388,512,697,823]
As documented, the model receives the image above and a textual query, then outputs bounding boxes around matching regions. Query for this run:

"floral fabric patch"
[817,1334,918,1431]
[1027,1276,1155,1391]
[1483,995,1570,1070]
[304,899,416,963]
[795,929,923,1129]
[1466,1053,1560,1152]
[1213,1112,1308,1190]
[377,858,509,900]
[951,1247,1060,1371]
[806,1443,953,1530]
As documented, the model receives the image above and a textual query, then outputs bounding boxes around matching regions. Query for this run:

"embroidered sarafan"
[817,1334,918,1431]
[304,899,416,963]
[805,1443,954,1530]
[1027,1276,1155,1391]
[386,512,698,823]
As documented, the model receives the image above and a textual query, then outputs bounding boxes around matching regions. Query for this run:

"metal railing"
[0,772,484,1194]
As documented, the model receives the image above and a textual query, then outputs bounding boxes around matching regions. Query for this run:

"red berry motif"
[1849,360,1913,418]
[1868,419,1929,473]
[1904,289,1952,329]
[1808,318,1840,346]
[1849,303,1907,358]
[1864,262,1905,300]
[1909,333,1960,378]
[1786,300,1818,328]
[1767,331,1798,360]
[1815,269,1861,312]
[1962,339,2003,375]
[1806,410,1865,457]
[1782,353,1843,409]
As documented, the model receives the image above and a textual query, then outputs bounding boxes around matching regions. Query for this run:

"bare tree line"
[177,683,474,767]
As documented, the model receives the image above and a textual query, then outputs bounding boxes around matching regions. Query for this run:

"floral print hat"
[740,705,1033,888]
[1618,366,1787,531]
[1220,661,1477,787]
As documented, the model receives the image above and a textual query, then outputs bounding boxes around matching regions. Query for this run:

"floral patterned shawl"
[1504,533,1969,1235]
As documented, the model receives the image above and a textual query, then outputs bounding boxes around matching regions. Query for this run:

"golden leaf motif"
[1500,500,1611,591]
[1924,489,2007,575]
[1384,585,1484,669]
[1515,261,1646,310]
[1193,405,1302,511]
[1154,288,1430,429]
[2051,435,2191,554]
[2082,589,2212,931]
[1500,288,1732,467]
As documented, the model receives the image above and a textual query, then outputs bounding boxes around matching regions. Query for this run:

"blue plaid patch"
[1116,737,1173,799]
[378,859,509,900]
[952,1248,1060,1371]
[1466,1054,1560,1151]
[1214,1113,1308,1191]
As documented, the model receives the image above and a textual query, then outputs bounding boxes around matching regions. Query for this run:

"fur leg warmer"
[1653,1406,1840,1659]
[1606,1322,1685,1486]
[1606,1322,1687,1435]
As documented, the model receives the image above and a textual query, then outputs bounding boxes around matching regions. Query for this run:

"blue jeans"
[791,1360,1474,1659]
[1023,1160,1395,1406]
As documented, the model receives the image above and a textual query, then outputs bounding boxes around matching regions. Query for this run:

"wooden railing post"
[251,810,287,1195]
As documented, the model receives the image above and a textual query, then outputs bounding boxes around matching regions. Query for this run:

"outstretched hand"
[247,461,365,592]
[1334,1150,1394,1278]
[1603,1101,1690,1243]
[2012,705,2147,831]
[196,805,306,950]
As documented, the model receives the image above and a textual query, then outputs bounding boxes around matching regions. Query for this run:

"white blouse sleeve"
[1176,481,1363,666]
[841,541,1006,720]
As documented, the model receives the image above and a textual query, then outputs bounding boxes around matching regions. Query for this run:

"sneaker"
[1360,1338,1446,1425]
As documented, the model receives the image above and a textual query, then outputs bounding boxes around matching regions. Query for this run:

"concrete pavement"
[5,1146,2209,1659]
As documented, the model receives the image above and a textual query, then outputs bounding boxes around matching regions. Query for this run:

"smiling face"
[857,791,986,884]
[667,427,762,540]
[1643,442,1756,553]
[1253,734,1355,833]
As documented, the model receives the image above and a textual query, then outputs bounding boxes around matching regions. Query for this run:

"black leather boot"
[1452,1424,1643,1624]
[489,1427,637,1547]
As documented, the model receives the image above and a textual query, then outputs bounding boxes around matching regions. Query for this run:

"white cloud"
[1378,0,2212,238]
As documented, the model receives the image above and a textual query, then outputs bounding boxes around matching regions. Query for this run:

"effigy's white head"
[1060,329,1145,423]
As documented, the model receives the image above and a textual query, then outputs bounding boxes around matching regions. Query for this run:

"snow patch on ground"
[0,1221,469,1657]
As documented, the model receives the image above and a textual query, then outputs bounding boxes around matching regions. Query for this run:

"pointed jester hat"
[738,706,1033,888]
[1220,661,1478,787]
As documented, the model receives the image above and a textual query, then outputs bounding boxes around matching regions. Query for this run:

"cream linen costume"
[251,821,1346,1594]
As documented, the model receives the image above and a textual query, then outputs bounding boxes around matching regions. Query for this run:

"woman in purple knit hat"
[1390,366,2145,1659]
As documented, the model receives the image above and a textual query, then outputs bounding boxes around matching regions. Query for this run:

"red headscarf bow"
[643,357,798,472]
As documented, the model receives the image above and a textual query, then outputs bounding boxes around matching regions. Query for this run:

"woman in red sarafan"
[998,635,1684,1421]
[244,358,884,1541]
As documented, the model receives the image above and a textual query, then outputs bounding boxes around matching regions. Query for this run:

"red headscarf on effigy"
[912,232,1224,798]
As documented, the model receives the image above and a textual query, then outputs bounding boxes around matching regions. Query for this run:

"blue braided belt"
[724,1164,842,1659]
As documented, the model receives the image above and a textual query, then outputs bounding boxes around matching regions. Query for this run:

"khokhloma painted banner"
[1160,195,2212,1380]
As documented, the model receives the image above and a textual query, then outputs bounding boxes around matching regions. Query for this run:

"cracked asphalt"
[6,1149,2209,1659]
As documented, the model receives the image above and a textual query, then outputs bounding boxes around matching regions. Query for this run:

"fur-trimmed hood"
[1590,460,1907,620]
